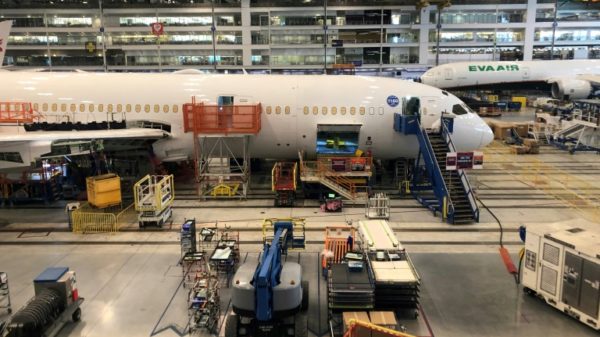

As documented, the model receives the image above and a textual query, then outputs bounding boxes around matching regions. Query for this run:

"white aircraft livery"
[420,60,600,100]
[0,21,493,170]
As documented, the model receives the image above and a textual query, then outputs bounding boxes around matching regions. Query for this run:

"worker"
[346,234,354,251]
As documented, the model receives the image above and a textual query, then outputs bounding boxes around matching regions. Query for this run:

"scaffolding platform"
[0,102,35,124]
[272,161,297,207]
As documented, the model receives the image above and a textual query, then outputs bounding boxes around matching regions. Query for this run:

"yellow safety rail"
[210,183,240,197]
[134,174,175,212]
[72,203,136,233]
[344,319,417,337]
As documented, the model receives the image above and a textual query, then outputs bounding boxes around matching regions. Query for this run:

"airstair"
[550,120,600,153]
[299,154,370,203]
[394,113,479,224]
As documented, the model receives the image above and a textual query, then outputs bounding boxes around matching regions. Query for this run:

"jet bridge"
[182,98,262,199]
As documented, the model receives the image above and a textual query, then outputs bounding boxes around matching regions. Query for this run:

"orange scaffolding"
[322,226,356,275]
[183,98,262,135]
[0,102,35,124]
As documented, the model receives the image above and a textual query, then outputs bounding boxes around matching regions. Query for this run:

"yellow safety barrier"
[72,203,137,233]
[210,183,240,197]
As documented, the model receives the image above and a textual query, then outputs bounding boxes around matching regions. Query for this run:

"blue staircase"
[394,113,479,224]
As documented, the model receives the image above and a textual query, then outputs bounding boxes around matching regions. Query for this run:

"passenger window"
[60,104,66,112]
[378,107,384,115]
[312,106,318,115]
[145,104,150,113]
[117,104,123,113]
[369,107,375,115]
[173,105,178,113]
[322,106,327,115]
[126,104,131,113]
[42,103,48,112]
[70,104,76,113]
[79,104,85,112]
[341,107,346,115]
[154,104,159,113]
[89,104,95,113]
[98,104,104,112]
[303,106,309,115]
[135,104,141,113]
[285,106,290,115]
[108,104,114,113]
[266,106,272,114]
[331,107,337,115]
[163,104,169,113]
[350,107,356,115]
[33,103,39,111]
[52,103,57,112]
[359,107,366,115]
[275,106,281,114]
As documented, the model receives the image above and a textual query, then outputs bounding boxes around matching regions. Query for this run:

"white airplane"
[420,60,600,100]
[0,21,493,171]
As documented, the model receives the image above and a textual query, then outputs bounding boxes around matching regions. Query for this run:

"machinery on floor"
[521,224,600,330]
[133,174,174,228]
[0,267,83,337]
[272,162,297,207]
[226,218,308,337]
[365,193,390,219]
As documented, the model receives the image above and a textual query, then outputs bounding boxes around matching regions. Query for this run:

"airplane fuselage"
[0,72,493,168]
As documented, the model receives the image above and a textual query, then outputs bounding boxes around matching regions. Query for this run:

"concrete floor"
[1,126,600,336]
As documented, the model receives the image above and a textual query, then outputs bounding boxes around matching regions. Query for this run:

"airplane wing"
[0,128,169,142]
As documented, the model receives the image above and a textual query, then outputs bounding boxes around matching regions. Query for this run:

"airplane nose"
[479,122,494,148]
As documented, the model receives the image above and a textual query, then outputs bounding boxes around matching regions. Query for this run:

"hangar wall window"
[0,152,24,164]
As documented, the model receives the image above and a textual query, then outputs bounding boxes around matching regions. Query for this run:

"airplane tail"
[0,20,12,66]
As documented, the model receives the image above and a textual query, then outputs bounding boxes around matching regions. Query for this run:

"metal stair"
[427,132,477,224]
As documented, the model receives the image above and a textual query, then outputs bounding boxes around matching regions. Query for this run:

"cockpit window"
[452,104,469,115]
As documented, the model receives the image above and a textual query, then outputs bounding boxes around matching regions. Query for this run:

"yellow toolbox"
[86,174,122,208]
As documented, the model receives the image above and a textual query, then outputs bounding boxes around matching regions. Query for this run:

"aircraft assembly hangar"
[0,1,600,337]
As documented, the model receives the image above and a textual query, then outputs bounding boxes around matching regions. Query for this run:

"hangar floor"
[1,141,600,337]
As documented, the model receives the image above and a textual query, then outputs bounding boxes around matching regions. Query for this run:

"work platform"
[183,98,262,199]
[299,154,371,203]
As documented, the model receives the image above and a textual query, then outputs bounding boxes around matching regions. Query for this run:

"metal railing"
[183,98,262,135]
[441,117,480,221]
[134,174,175,213]
[413,117,454,219]
[0,102,35,124]
[72,203,136,233]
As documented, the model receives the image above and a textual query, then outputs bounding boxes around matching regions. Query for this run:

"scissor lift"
[134,175,175,228]
[272,162,297,207]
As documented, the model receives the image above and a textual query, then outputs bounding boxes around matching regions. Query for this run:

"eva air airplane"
[420,60,600,100]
